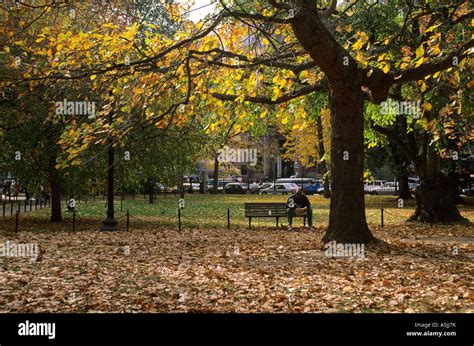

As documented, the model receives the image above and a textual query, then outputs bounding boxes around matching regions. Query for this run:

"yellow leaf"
[420,82,427,92]
[415,45,425,59]
[90,75,97,80]
[422,102,432,111]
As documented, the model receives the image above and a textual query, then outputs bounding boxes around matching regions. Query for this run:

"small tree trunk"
[212,156,219,194]
[315,111,331,198]
[448,163,464,205]
[49,164,62,222]
[398,175,412,199]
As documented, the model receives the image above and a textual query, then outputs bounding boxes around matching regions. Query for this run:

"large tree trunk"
[410,144,464,222]
[323,81,374,243]
[410,177,464,222]
[291,1,373,243]
[212,156,219,194]
[398,175,412,199]
[49,162,62,222]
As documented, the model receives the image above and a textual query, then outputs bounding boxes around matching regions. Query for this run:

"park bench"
[244,202,306,228]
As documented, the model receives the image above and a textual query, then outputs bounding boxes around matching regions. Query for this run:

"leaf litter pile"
[0,217,472,313]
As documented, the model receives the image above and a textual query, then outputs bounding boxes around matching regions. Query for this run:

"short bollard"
[227,208,230,230]
[126,210,130,232]
[381,205,384,228]
[72,211,76,232]
[178,209,182,231]
[15,211,19,233]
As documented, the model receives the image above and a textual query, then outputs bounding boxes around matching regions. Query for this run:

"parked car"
[223,183,247,194]
[304,181,324,195]
[183,183,200,192]
[461,187,474,196]
[368,182,397,195]
[259,183,299,195]
[276,177,315,189]
[155,183,171,193]
[254,182,272,194]
[364,180,386,194]
[207,179,231,191]
[408,177,420,191]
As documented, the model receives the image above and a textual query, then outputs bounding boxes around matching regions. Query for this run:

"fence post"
[381,204,384,228]
[29,199,32,212]
[178,209,182,231]
[15,211,19,233]
[2,201,5,217]
[17,201,21,214]
[24,199,27,212]
[430,208,433,228]
[72,211,76,232]
[227,208,230,230]
[126,210,130,232]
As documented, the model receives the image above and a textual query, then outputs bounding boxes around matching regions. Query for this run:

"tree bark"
[448,160,464,204]
[291,1,374,243]
[49,162,62,222]
[315,111,330,198]
[212,155,219,194]
[409,177,465,222]
[323,81,374,243]
[410,146,464,222]
[398,175,412,199]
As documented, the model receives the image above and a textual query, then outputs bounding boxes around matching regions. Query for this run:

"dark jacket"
[287,193,311,209]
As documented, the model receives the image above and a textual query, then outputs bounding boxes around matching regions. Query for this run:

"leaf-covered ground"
[0,215,472,313]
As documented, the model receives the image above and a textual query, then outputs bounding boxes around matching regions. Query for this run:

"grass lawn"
[8,193,473,231]
[0,194,472,312]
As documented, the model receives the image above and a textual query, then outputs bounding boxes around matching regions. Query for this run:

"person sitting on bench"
[287,188,314,231]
